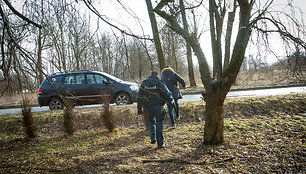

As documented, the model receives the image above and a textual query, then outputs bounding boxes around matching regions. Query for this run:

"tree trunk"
[203,83,227,145]
[179,0,196,87]
[145,0,166,71]
[12,49,23,93]
[223,1,237,71]
[37,28,44,85]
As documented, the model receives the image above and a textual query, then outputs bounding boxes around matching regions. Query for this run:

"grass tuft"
[100,94,116,132]
[21,96,37,139]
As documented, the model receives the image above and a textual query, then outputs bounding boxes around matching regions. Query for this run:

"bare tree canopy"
[152,0,305,144]
[2,0,42,28]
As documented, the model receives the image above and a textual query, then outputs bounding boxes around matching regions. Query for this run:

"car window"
[50,76,62,84]
[100,72,122,82]
[63,74,85,85]
[75,74,85,84]
[87,74,107,84]
[87,74,96,84]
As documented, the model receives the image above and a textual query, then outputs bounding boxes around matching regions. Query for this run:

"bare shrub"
[21,96,37,139]
[64,100,74,135]
[100,94,115,132]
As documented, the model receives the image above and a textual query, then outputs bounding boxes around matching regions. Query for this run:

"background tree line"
[0,0,190,96]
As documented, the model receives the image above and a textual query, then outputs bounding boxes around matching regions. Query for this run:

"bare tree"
[153,0,305,145]
[160,26,186,72]
[0,0,42,95]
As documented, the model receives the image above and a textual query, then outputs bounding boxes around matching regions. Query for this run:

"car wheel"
[49,98,64,110]
[115,92,131,105]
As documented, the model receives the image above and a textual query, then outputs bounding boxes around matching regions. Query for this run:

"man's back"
[141,76,164,105]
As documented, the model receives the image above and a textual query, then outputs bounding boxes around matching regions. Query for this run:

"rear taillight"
[38,88,43,95]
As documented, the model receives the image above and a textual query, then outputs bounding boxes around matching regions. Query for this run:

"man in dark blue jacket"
[161,66,186,128]
[137,71,175,149]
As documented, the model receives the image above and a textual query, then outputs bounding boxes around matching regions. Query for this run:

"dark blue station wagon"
[38,70,139,110]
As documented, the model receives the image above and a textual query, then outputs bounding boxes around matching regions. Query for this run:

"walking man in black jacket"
[137,71,176,149]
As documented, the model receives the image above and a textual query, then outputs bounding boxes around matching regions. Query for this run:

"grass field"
[0,94,305,173]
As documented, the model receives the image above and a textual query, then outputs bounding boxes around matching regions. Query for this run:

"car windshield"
[99,72,124,82]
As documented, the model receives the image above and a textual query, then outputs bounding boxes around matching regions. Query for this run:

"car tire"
[114,92,131,105]
[49,98,64,110]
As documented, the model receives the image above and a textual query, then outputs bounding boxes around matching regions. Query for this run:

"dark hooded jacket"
[137,75,174,118]
[161,67,186,101]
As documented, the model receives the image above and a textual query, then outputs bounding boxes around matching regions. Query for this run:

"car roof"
[49,70,123,82]
[50,70,95,76]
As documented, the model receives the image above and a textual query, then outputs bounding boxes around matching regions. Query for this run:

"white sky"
[11,0,306,68]
[88,0,305,67]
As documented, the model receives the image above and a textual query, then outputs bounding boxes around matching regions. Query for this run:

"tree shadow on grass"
[72,127,156,173]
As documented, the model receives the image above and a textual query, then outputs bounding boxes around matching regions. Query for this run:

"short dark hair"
[164,65,170,68]
[151,71,158,77]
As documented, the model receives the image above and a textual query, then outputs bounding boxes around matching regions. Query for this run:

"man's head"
[151,71,158,77]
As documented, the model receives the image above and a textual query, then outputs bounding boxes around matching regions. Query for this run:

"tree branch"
[82,0,152,41]
[3,0,42,28]
[153,1,213,89]
[253,17,306,50]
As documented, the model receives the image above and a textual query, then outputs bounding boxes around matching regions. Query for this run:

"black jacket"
[137,75,174,115]
[161,67,186,101]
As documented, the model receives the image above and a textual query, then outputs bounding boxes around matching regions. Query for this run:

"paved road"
[0,86,305,116]
[182,86,306,101]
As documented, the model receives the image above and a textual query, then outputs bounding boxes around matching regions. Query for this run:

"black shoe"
[151,139,156,144]
[157,143,165,149]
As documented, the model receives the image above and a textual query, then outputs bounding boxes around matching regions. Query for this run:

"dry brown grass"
[100,94,116,132]
[21,96,37,139]
[64,105,75,135]
[0,94,305,173]
[0,93,37,107]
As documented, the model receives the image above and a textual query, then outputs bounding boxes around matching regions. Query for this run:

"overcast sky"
[12,0,305,67]
[86,0,305,67]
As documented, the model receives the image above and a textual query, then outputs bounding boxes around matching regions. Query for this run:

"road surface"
[0,86,305,116]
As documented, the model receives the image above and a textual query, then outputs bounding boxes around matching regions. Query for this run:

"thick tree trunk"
[203,83,227,145]
[204,100,224,145]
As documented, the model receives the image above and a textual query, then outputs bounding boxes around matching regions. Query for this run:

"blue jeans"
[148,118,163,143]
[146,106,165,145]
[167,100,179,126]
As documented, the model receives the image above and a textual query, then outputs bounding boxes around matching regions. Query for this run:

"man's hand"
[170,100,178,114]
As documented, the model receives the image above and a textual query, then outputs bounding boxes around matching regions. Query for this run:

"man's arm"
[175,73,186,89]
[160,82,177,112]
[137,84,144,114]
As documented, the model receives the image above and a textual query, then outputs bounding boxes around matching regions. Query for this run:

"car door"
[85,73,113,103]
[62,74,87,104]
